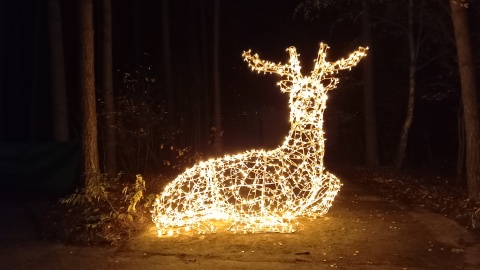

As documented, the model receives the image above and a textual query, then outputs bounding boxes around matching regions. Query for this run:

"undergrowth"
[37,173,155,246]
[36,146,203,246]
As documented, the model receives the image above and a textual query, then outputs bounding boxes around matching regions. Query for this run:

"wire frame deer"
[152,43,367,236]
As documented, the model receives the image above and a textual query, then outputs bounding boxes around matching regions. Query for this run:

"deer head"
[242,43,367,128]
[243,43,367,94]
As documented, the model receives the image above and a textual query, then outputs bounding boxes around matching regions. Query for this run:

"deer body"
[152,43,367,235]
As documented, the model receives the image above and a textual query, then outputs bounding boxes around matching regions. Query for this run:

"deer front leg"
[152,160,235,235]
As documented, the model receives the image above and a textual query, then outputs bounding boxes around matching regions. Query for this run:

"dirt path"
[1,178,479,270]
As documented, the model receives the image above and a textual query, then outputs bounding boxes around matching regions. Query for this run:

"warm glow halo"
[152,43,367,236]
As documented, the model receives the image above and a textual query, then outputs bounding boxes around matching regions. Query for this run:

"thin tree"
[188,0,202,152]
[47,0,69,142]
[132,1,146,66]
[450,0,480,200]
[395,0,416,169]
[362,0,378,166]
[79,0,100,186]
[212,0,222,155]
[200,0,211,155]
[0,1,3,141]
[102,0,117,174]
[30,0,42,141]
[162,0,175,135]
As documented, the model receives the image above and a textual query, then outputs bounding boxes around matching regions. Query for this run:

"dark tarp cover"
[0,142,80,196]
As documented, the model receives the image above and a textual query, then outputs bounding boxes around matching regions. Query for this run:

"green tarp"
[0,142,80,196]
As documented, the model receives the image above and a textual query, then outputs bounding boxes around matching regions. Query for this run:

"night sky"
[0,0,479,175]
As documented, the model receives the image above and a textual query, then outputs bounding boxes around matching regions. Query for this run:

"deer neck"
[281,90,327,164]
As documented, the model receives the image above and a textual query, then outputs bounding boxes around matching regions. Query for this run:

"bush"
[38,173,154,246]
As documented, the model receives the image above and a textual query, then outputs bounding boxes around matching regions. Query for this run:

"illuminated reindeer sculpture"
[152,43,367,236]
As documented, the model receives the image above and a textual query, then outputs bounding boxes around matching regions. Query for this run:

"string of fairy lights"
[152,43,367,236]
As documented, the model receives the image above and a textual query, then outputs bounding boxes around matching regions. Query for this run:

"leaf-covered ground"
[3,165,480,269]
[33,165,480,247]
[331,165,480,230]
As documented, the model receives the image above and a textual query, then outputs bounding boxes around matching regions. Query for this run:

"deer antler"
[313,43,368,77]
[242,48,302,78]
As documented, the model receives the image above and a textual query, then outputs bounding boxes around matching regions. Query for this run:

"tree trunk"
[395,0,416,170]
[450,1,480,200]
[30,0,41,141]
[0,1,4,141]
[79,0,100,185]
[189,0,202,152]
[362,0,378,166]
[102,0,116,174]
[162,0,175,140]
[47,0,69,142]
[132,1,146,66]
[212,0,222,155]
[200,0,211,155]
[457,106,465,185]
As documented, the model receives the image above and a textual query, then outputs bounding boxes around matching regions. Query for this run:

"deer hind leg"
[299,171,342,217]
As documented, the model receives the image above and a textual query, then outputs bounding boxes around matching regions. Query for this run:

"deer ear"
[320,78,339,91]
[287,47,299,65]
[278,80,293,93]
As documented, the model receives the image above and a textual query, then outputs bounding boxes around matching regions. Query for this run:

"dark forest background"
[0,0,479,193]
